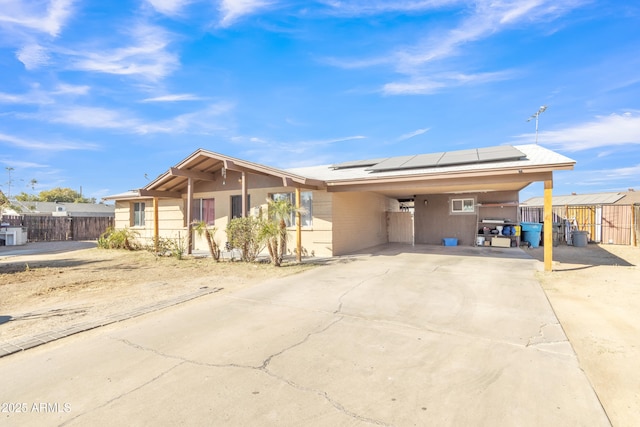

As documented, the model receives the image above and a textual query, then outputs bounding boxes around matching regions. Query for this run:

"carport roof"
[104,144,575,200]
[288,144,572,181]
[286,144,574,196]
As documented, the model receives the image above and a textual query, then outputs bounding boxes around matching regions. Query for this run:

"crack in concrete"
[59,361,185,426]
[259,317,343,370]
[335,268,390,314]
[525,322,574,357]
[261,368,392,426]
[111,317,390,426]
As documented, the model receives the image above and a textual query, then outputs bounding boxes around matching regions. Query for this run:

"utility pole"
[527,105,547,144]
[5,167,14,198]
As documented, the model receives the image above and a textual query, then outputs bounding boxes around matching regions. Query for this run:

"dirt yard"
[527,243,640,427]
[0,243,314,344]
[1,241,639,425]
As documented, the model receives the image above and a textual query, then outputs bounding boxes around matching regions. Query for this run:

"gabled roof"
[142,149,324,198]
[104,144,575,200]
[522,190,639,206]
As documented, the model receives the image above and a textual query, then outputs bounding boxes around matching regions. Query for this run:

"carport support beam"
[154,197,159,253]
[296,187,302,263]
[544,179,553,272]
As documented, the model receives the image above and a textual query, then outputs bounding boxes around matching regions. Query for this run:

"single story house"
[521,190,640,246]
[104,144,575,271]
[1,201,115,242]
[9,201,115,217]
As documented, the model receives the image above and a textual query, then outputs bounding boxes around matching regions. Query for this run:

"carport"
[295,144,575,271]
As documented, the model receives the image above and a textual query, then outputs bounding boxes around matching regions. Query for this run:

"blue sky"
[1,0,639,202]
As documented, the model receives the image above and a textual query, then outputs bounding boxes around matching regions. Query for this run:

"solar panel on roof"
[365,145,526,172]
[437,150,479,166]
[365,155,416,171]
[331,158,387,170]
[397,153,444,169]
[477,146,524,162]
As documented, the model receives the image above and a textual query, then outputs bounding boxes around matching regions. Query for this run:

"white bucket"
[476,236,485,246]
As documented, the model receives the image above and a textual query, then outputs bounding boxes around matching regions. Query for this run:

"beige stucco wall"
[330,191,398,255]
[414,191,519,246]
[113,170,338,258]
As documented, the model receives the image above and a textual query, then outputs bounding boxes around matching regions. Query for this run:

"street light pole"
[527,105,547,144]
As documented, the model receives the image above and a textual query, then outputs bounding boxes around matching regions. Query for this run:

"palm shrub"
[193,221,221,261]
[262,197,299,267]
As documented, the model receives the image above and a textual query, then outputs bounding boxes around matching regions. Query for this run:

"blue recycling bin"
[521,222,542,248]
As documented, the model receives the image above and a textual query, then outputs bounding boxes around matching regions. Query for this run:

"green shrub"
[97,227,141,250]
[226,217,265,262]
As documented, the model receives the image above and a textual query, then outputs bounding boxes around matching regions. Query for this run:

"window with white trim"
[192,198,215,225]
[450,198,475,214]
[133,202,146,226]
[271,192,313,227]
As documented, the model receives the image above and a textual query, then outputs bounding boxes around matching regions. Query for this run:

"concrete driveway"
[0,244,609,426]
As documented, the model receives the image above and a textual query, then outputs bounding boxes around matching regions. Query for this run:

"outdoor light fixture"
[527,105,548,144]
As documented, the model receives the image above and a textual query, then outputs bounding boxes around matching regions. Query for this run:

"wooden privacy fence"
[521,205,637,246]
[1,215,113,242]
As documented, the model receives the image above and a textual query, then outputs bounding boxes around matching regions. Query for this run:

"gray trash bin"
[572,230,588,247]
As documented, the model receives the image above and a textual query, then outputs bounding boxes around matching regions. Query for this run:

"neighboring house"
[104,144,574,271]
[10,201,115,217]
[521,190,640,245]
[2,201,115,242]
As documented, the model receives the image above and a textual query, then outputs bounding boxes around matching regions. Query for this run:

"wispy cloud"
[393,0,584,71]
[140,94,204,102]
[0,83,89,105]
[327,0,585,94]
[0,0,76,37]
[241,135,368,168]
[52,83,90,95]
[41,106,142,130]
[0,158,49,169]
[146,0,192,16]
[517,112,640,151]
[22,102,234,135]
[318,0,462,15]
[0,132,97,151]
[0,87,53,105]
[218,0,273,27]
[383,70,514,95]
[602,163,640,179]
[136,102,235,134]
[0,92,35,104]
[67,23,179,81]
[16,44,50,69]
[397,128,430,141]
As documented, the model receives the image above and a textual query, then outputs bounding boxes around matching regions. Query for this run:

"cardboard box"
[491,237,511,248]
